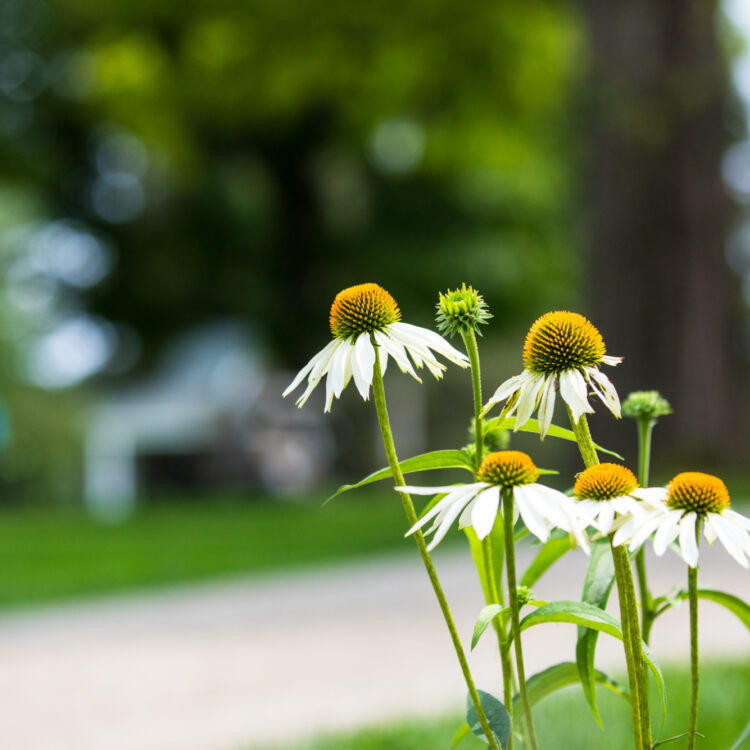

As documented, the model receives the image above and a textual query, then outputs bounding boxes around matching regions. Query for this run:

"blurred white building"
[83,322,332,519]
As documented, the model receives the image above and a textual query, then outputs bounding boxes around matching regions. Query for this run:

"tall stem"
[687,529,700,750]
[502,489,539,750]
[370,348,500,750]
[635,418,656,644]
[461,329,484,468]
[569,410,651,749]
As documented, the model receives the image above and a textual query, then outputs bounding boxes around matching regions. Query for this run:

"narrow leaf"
[685,589,750,632]
[451,722,472,749]
[466,690,511,748]
[472,604,509,650]
[511,661,628,713]
[326,449,474,502]
[730,717,750,750]
[521,599,666,724]
[520,536,572,588]
[576,539,616,727]
[484,417,624,459]
[652,731,705,748]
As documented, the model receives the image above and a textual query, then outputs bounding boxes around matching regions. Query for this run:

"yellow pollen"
[665,472,730,514]
[329,283,401,339]
[574,463,638,501]
[477,451,539,489]
[523,311,606,374]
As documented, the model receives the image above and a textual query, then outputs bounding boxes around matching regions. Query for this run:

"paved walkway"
[0,544,746,750]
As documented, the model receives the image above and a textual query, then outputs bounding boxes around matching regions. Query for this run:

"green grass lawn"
[283,662,750,750]
[0,490,417,608]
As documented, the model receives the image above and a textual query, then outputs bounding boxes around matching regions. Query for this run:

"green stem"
[611,541,645,750]
[635,418,656,645]
[687,531,700,750]
[461,329,484,468]
[371,347,500,750]
[569,410,651,749]
[483,536,514,749]
[502,489,539,750]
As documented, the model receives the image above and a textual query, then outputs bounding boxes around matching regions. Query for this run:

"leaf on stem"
[451,722,472,748]
[472,604,510,650]
[484,417,624,459]
[575,539,616,727]
[325,449,474,502]
[466,690,511,748]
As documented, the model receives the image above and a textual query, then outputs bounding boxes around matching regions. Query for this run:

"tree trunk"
[583,0,746,464]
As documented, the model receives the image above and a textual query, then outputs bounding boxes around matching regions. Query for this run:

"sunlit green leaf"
[472,604,510,650]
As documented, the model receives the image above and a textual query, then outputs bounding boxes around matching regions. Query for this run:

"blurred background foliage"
[0,0,746,502]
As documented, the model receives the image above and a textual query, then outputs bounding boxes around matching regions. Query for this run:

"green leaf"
[451,722,472,749]
[511,661,628,713]
[472,604,510,650]
[464,524,505,605]
[576,539,616,727]
[521,600,667,724]
[520,535,572,588]
[466,690,511,748]
[326,449,474,502]
[652,731,705,748]
[730,717,750,750]
[484,417,623,460]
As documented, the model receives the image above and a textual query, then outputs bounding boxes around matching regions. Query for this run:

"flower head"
[435,284,492,338]
[571,463,653,536]
[283,283,469,412]
[483,311,622,436]
[622,390,672,421]
[398,450,590,552]
[613,472,750,568]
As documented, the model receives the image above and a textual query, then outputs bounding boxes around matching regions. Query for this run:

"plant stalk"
[502,488,539,750]
[635,417,656,644]
[461,329,484,469]
[569,409,651,750]
[687,530,700,750]
[371,347,500,750]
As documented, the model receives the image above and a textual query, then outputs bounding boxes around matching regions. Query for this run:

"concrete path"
[0,543,746,750]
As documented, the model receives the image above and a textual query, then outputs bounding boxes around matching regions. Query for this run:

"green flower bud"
[516,585,537,607]
[435,284,492,338]
[622,390,672,420]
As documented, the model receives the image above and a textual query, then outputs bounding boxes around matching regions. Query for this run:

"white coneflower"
[571,463,657,536]
[614,472,750,568]
[398,450,590,552]
[283,283,468,412]
[483,311,622,436]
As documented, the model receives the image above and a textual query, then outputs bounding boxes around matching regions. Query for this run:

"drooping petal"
[284,338,340,398]
[678,513,699,568]
[586,367,622,418]
[390,322,469,367]
[709,513,750,568]
[627,512,667,551]
[723,509,750,532]
[514,374,546,430]
[596,502,616,535]
[652,511,681,556]
[559,368,593,424]
[470,487,501,539]
[630,488,668,507]
[537,374,558,437]
[483,371,533,411]
[325,339,353,411]
[296,339,346,408]
[374,330,421,382]
[426,496,471,551]
[351,333,376,399]
[600,355,623,366]
[513,484,551,542]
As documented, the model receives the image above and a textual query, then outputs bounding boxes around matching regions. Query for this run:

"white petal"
[630,488,668,506]
[470,487,501,539]
[483,371,532,412]
[374,330,421,382]
[324,339,352,411]
[513,485,551,542]
[537,374,557,437]
[723,509,750,532]
[703,514,718,545]
[678,513,699,568]
[559,369,593,424]
[600,355,623,366]
[426,496,470,551]
[709,514,750,568]
[397,482,486,496]
[652,512,681,556]
[297,339,346,408]
[285,339,341,402]
[514,374,546,429]
[351,333,376,399]
[586,367,621,418]
[613,516,639,547]
[390,322,469,367]
[597,502,616,535]
[627,513,667,550]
